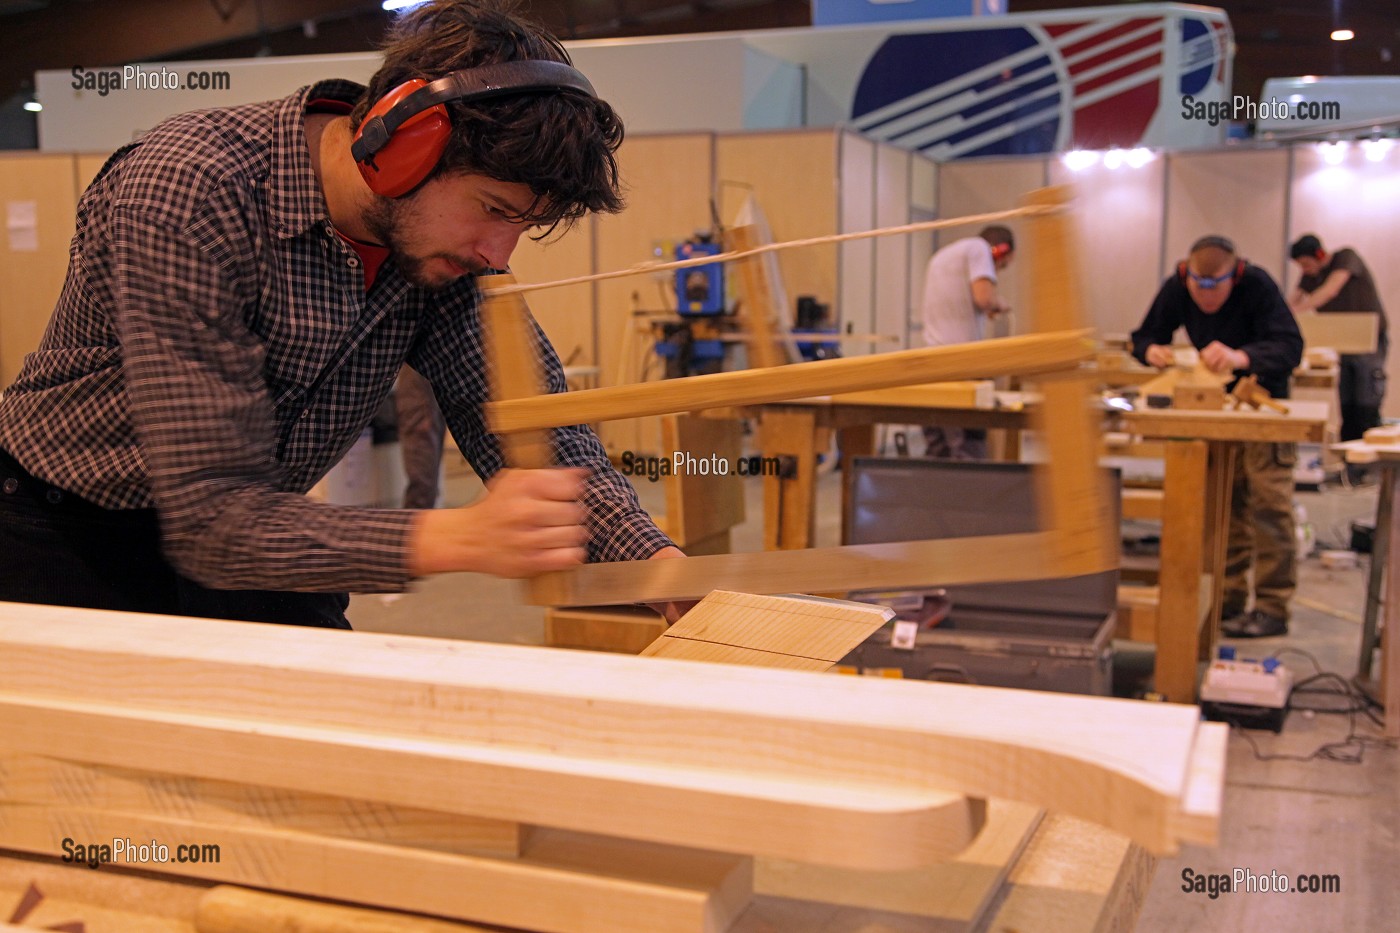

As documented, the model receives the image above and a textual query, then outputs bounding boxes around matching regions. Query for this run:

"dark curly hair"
[352,0,624,232]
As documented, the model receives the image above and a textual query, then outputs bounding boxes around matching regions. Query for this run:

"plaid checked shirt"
[0,80,672,593]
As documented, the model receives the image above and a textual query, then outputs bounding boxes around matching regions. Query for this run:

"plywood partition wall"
[838,133,876,354]
[873,143,913,353]
[1047,157,1167,339]
[717,129,839,326]
[593,132,716,455]
[0,154,78,387]
[906,157,938,349]
[1164,150,1291,285]
[509,222,597,371]
[934,157,1048,341]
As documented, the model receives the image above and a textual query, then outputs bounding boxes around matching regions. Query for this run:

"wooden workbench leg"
[1156,439,1209,703]
[838,424,876,545]
[1199,442,1237,662]
[1359,465,1393,679]
[761,408,818,551]
[1385,466,1400,738]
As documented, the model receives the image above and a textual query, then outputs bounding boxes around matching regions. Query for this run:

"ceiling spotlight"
[1331,29,1355,42]
[1103,148,1125,170]
[1319,140,1348,165]
[1125,148,1154,169]
[1363,138,1394,162]
[1062,150,1098,172]
[22,100,41,113]
[382,0,429,10]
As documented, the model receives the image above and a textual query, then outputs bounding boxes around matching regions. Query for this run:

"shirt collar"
[268,79,367,240]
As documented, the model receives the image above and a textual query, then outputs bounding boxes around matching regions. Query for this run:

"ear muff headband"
[990,242,1012,261]
[352,60,597,198]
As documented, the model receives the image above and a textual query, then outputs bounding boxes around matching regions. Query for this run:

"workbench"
[747,391,1328,703]
[1117,401,1329,702]
[1334,438,1400,738]
[746,385,1030,552]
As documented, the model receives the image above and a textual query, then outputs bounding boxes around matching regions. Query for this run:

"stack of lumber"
[0,594,1223,932]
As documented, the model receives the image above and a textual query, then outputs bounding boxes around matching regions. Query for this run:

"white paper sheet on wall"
[6,201,39,252]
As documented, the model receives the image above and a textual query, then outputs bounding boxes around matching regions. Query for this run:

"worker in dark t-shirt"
[1289,233,1389,444]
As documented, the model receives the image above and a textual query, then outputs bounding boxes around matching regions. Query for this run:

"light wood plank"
[487,331,1094,434]
[640,591,892,665]
[544,605,667,654]
[0,691,982,872]
[0,754,524,858]
[196,885,496,933]
[1295,311,1380,354]
[1022,187,1119,583]
[979,813,1155,933]
[479,272,552,468]
[1156,440,1209,703]
[0,846,205,932]
[755,800,1039,922]
[726,224,788,370]
[639,641,837,671]
[661,415,745,547]
[0,604,1215,854]
[0,800,749,933]
[1173,722,1229,846]
[759,407,817,550]
[525,530,1117,608]
[827,380,994,409]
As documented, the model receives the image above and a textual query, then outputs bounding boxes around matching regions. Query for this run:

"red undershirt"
[308,98,392,292]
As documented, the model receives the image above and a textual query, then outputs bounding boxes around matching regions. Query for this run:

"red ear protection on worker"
[990,242,1012,261]
[351,60,597,199]
[1315,249,1325,261]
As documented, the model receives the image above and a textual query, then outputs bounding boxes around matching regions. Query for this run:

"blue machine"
[656,237,727,374]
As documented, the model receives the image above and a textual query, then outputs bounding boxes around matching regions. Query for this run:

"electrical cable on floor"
[1221,648,1396,765]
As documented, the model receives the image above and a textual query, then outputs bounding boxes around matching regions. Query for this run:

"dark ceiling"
[2,1,1395,114]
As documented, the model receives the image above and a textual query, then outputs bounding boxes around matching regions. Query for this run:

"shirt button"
[347,256,360,268]
[2,478,17,494]
[324,223,335,237]
[300,409,311,420]
[45,489,63,504]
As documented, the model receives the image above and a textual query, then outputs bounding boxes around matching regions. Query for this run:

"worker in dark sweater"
[1131,235,1304,639]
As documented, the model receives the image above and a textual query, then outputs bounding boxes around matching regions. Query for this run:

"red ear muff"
[1178,260,1188,283]
[354,79,452,198]
[990,242,1011,261]
[1315,249,1325,261]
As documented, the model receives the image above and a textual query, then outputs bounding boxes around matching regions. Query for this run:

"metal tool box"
[835,458,1120,696]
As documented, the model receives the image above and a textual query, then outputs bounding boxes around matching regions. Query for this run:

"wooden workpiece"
[479,273,553,469]
[0,603,1219,856]
[486,329,1092,434]
[638,590,894,671]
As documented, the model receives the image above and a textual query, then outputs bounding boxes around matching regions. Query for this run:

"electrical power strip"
[1200,647,1292,732]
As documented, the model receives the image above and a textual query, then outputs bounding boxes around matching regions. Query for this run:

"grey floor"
[347,452,1397,933]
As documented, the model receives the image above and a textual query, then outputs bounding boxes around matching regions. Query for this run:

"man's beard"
[362,196,459,292]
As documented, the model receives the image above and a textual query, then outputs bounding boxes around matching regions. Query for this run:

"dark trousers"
[0,447,349,628]
[1338,348,1387,442]
[395,365,447,510]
